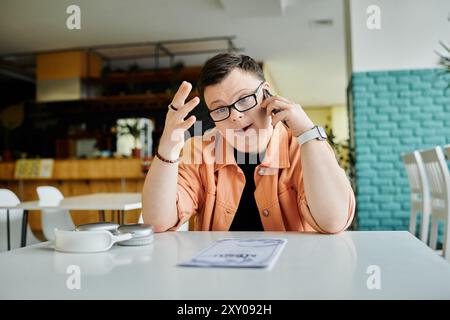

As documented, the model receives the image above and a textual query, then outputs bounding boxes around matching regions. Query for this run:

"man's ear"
[263,83,274,97]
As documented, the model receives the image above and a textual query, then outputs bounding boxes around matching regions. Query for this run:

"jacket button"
[258,168,265,176]
[262,209,270,217]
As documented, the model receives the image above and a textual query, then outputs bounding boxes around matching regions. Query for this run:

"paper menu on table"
[179,238,287,268]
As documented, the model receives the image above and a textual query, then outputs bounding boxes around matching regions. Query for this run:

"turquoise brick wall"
[352,69,450,232]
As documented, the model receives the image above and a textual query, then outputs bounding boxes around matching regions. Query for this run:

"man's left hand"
[260,95,315,137]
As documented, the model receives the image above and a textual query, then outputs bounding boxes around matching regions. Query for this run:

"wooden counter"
[0,158,148,239]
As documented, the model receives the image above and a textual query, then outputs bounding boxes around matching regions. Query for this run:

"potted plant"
[436,41,450,88]
[117,119,143,158]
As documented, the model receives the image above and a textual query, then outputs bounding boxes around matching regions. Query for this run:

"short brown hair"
[197,53,265,101]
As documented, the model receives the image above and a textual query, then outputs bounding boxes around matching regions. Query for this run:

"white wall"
[350,0,449,72]
[304,105,349,143]
[264,56,348,107]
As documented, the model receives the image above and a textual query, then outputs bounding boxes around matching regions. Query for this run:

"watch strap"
[297,126,327,145]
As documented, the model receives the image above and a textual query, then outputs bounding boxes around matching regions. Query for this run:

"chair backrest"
[0,189,21,251]
[402,151,429,197]
[0,189,20,206]
[36,186,64,205]
[36,186,75,241]
[0,189,40,250]
[420,147,450,211]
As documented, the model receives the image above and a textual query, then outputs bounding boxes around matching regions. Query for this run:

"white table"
[16,193,142,247]
[1,231,450,299]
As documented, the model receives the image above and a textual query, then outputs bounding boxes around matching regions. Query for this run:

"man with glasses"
[143,53,355,233]
[208,81,264,122]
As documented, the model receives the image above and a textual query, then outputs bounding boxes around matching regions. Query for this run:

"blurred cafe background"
[0,0,449,251]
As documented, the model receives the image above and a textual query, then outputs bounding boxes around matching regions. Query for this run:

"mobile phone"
[263,89,273,99]
[264,89,289,128]
[264,89,278,114]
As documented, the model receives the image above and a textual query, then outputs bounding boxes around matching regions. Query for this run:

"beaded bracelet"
[155,149,180,163]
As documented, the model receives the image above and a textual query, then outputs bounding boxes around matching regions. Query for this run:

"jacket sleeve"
[169,138,205,231]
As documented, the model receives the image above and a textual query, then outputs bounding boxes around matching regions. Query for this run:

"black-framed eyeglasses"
[208,82,264,122]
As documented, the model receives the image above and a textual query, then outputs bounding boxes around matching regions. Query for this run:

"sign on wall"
[14,159,54,179]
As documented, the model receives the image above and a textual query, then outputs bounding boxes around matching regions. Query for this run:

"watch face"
[317,126,327,140]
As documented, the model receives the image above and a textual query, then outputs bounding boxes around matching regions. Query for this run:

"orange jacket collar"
[208,122,291,172]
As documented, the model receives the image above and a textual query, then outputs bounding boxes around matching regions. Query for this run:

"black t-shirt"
[229,149,265,231]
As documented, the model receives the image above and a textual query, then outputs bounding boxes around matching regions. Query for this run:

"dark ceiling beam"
[0,36,239,59]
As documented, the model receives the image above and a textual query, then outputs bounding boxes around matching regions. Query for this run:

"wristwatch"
[297,125,327,145]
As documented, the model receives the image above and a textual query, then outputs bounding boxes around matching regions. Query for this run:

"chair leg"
[21,210,29,247]
[429,216,438,250]
[99,210,105,222]
[6,209,11,251]
[119,210,125,224]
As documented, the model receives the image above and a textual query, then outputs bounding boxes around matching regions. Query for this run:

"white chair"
[420,147,450,261]
[0,189,40,251]
[36,186,75,241]
[401,151,431,242]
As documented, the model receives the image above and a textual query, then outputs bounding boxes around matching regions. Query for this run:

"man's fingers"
[260,96,275,109]
[178,115,196,131]
[271,110,289,126]
[266,101,289,116]
[261,95,291,109]
[176,96,200,119]
[171,81,193,108]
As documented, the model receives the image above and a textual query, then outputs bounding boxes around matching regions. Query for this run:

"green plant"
[324,125,353,177]
[436,41,450,88]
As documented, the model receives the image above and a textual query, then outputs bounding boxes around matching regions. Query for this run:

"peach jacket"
[172,122,355,232]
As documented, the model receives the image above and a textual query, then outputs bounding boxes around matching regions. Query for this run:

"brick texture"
[352,69,450,234]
